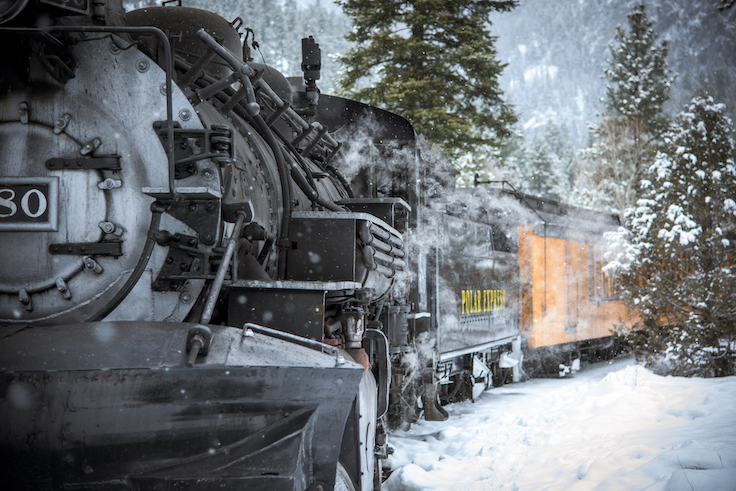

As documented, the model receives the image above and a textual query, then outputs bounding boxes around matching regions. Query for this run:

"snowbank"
[385,359,736,490]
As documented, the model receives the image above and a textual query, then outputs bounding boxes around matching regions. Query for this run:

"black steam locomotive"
[0,1,621,490]
[1,1,403,489]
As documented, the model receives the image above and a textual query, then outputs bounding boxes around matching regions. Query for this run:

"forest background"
[124,0,736,209]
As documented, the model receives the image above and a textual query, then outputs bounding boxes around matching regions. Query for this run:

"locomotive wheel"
[335,462,357,491]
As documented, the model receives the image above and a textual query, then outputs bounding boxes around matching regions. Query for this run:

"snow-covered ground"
[384,358,736,491]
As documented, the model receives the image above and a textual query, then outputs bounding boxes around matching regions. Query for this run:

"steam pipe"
[88,202,164,321]
[252,115,293,278]
[200,211,248,325]
[195,29,260,116]
[185,70,294,278]
[280,148,342,212]
[178,49,217,86]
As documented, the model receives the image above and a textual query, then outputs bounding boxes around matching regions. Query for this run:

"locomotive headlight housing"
[0,0,29,24]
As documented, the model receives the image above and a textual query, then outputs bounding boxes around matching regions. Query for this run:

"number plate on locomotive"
[0,177,59,231]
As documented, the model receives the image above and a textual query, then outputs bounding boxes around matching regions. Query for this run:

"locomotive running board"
[439,335,519,362]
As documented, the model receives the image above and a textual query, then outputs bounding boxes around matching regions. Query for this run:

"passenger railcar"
[451,185,631,378]
[515,194,630,375]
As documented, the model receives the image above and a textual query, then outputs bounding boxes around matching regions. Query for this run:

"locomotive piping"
[188,33,345,217]
[252,114,292,278]
[172,50,296,278]
[195,29,260,117]
[39,25,178,197]
[284,147,343,212]
[182,30,302,277]
[272,126,347,211]
[178,49,217,86]
[88,203,164,322]
[200,211,248,325]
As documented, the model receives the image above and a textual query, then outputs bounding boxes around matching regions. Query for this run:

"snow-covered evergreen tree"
[576,3,674,216]
[574,118,647,214]
[505,121,578,201]
[523,138,561,199]
[606,92,736,377]
[603,3,672,138]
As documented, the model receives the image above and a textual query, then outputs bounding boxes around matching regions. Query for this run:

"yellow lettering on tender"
[459,288,507,314]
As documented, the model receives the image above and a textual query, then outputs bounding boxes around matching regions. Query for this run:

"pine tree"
[540,121,578,198]
[506,121,577,201]
[337,0,518,167]
[577,3,674,216]
[524,138,560,199]
[606,91,736,377]
[513,123,578,201]
[603,3,672,139]
[574,118,646,214]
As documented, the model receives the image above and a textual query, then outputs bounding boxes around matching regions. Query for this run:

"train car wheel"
[335,462,357,491]
[491,363,510,387]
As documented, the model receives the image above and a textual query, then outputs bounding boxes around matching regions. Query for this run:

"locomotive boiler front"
[0,7,216,325]
[0,2,403,328]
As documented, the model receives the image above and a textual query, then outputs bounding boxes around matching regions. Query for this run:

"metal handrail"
[1,25,178,197]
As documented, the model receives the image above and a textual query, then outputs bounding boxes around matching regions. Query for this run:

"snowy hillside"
[385,358,736,490]
[490,0,736,146]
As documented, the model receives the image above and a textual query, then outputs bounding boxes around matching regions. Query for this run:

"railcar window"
[588,245,620,301]
[492,227,517,253]
[444,216,495,257]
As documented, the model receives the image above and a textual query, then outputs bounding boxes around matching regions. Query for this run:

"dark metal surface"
[435,214,521,355]
[48,240,123,256]
[125,6,243,80]
[316,94,415,145]
[0,321,365,490]
[229,286,327,340]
